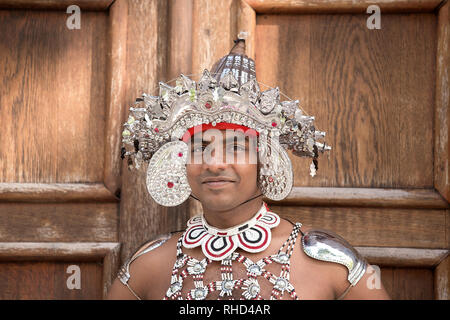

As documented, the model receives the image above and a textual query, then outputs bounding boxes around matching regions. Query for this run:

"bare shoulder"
[106,232,182,300]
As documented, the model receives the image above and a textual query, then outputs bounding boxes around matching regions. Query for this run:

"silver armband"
[302,229,367,286]
[118,233,171,286]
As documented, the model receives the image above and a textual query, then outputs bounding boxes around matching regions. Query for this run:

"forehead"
[190,129,251,143]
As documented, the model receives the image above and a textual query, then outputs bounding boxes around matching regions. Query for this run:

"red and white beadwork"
[182,203,280,261]
[164,221,302,300]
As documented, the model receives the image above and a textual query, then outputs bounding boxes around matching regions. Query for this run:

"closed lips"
[202,178,235,183]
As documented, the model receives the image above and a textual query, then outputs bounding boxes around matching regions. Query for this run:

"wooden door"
[2,0,447,300]
[189,0,450,299]
[0,0,191,299]
[0,0,119,299]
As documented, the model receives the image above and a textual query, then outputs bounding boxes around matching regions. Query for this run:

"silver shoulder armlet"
[118,233,172,289]
[301,229,367,286]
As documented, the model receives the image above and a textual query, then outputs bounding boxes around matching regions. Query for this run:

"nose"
[203,146,228,171]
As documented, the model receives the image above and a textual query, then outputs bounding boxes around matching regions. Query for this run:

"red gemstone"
[178,152,183,157]
[268,176,274,182]
[167,182,174,188]
[271,122,277,127]
[205,102,212,109]
[154,127,159,132]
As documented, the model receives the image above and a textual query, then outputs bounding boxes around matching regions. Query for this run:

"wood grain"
[167,0,193,80]
[119,0,189,264]
[0,261,103,299]
[0,242,120,298]
[356,247,449,267]
[266,187,449,209]
[273,205,448,248]
[192,0,238,76]
[0,10,107,184]
[0,183,118,203]
[0,0,113,10]
[237,0,256,60]
[0,203,118,242]
[104,0,129,198]
[0,242,120,261]
[245,0,443,13]
[256,13,436,189]
[435,1,450,202]
[381,267,434,299]
[434,255,450,299]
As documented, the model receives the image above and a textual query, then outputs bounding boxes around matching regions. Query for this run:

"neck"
[202,196,264,229]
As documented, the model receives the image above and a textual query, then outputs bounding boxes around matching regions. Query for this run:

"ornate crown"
[121,40,331,180]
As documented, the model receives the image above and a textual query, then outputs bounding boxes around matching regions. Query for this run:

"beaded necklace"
[164,215,302,300]
[182,203,281,261]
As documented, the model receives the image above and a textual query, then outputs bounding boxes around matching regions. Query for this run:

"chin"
[201,196,239,211]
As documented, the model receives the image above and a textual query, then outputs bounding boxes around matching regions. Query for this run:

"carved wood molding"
[238,0,450,210]
[243,0,444,13]
[434,255,449,300]
[435,1,450,203]
[104,0,129,198]
[357,246,449,267]
[266,187,449,209]
[0,0,129,203]
[357,246,449,299]
[0,0,113,10]
[0,183,119,203]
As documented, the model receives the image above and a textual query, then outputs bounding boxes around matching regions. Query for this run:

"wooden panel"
[0,183,118,203]
[381,267,434,300]
[192,0,238,76]
[0,0,113,10]
[245,0,443,13]
[104,0,129,197]
[0,242,120,298]
[0,242,120,261]
[275,205,448,248]
[119,0,189,263]
[267,187,449,209]
[237,0,256,59]
[435,0,450,202]
[0,261,103,299]
[167,0,193,80]
[256,13,436,189]
[0,203,118,242]
[0,10,107,184]
[357,247,448,267]
[435,255,450,299]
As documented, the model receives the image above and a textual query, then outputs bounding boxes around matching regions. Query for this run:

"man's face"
[185,129,260,211]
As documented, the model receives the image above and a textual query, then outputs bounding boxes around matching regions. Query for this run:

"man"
[107,40,390,300]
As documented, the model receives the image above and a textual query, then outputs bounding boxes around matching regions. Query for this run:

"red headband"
[181,122,259,142]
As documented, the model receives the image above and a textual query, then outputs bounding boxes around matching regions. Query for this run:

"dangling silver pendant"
[146,141,191,206]
[258,135,293,201]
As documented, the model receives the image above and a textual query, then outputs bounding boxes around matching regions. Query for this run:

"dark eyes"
[229,145,246,152]
[191,144,246,153]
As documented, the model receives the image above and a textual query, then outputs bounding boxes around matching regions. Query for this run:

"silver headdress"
[121,39,331,206]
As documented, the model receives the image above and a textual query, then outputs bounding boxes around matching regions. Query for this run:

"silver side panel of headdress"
[301,229,367,286]
[118,234,172,286]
